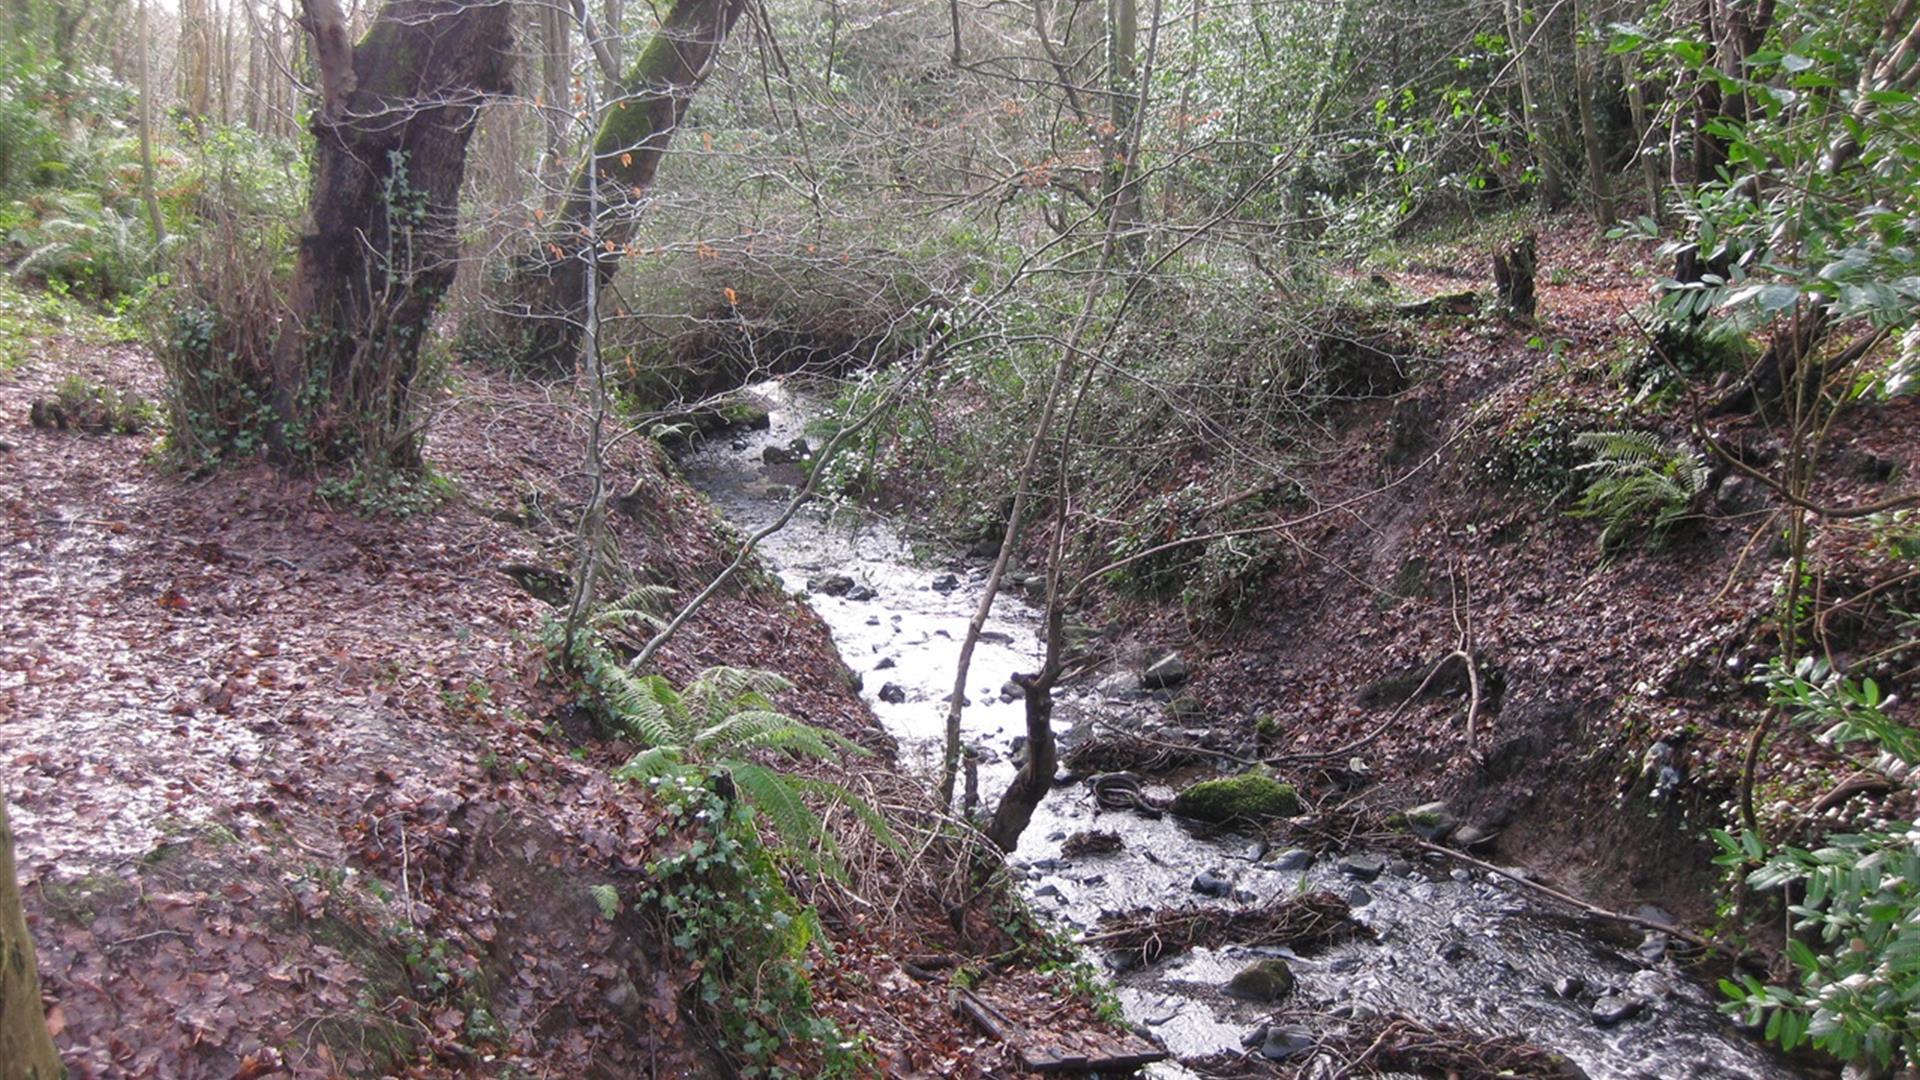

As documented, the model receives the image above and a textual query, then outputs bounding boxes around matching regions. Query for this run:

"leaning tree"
[487,0,747,374]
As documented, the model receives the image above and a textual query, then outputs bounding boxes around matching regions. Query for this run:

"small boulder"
[1398,800,1457,842]
[1591,994,1646,1026]
[1338,853,1386,882]
[807,573,857,597]
[845,585,878,602]
[1191,871,1234,898]
[1141,652,1189,690]
[761,444,795,465]
[931,573,960,593]
[874,657,896,670]
[1170,771,1301,824]
[1451,823,1498,851]
[1553,975,1587,999]
[1224,958,1296,1003]
[1096,671,1139,699]
[877,683,907,704]
[1268,848,1313,871]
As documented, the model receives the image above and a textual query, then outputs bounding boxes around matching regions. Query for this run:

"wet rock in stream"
[1224,958,1296,1003]
[877,682,907,704]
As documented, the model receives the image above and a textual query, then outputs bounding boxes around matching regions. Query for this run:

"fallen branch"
[1414,840,1741,960]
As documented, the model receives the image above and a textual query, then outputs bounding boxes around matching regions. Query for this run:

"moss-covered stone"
[1224,958,1296,1002]
[1170,771,1300,823]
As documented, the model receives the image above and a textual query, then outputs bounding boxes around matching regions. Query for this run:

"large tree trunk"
[274,0,514,466]
[493,0,746,375]
[0,791,62,1078]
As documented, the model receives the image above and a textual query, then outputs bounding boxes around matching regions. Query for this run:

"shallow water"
[678,383,1805,1079]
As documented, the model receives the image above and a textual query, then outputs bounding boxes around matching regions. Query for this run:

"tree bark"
[273,0,514,466]
[1571,0,1614,220]
[492,0,746,375]
[136,0,165,244]
[0,791,62,1078]
[1504,0,1564,207]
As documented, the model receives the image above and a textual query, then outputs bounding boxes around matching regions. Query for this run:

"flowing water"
[678,383,1808,1079]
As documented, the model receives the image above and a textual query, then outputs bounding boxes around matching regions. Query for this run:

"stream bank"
[677,382,1808,1078]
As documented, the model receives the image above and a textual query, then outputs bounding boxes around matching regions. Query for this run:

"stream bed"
[677,383,1806,1079]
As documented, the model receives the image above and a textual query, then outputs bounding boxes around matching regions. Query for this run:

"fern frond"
[1568,429,1707,554]
[789,775,903,857]
[695,710,827,758]
[685,666,794,722]
[613,744,688,785]
[726,761,845,882]
[593,584,678,631]
[603,667,690,746]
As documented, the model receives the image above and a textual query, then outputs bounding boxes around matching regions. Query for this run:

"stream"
[677,382,1806,1079]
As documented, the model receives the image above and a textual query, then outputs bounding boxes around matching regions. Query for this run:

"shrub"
[1716,658,1920,1071]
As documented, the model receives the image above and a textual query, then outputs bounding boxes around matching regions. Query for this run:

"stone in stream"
[1345,884,1374,908]
[1591,993,1646,1026]
[807,572,857,597]
[1553,975,1588,999]
[1170,771,1300,824]
[1096,671,1139,699]
[1396,800,1458,842]
[1000,679,1023,703]
[845,584,877,602]
[1190,870,1234,898]
[1338,853,1387,882]
[1141,652,1189,690]
[1251,1024,1315,1062]
[931,572,960,593]
[874,657,896,670]
[1223,958,1295,1002]
[1451,823,1498,851]
[1268,848,1313,871]
[877,683,907,704]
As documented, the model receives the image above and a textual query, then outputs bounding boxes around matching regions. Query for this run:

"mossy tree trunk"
[273,0,513,467]
[495,0,746,375]
[0,792,61,1078]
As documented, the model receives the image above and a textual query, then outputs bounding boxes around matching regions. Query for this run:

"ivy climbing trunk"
[275,0,513,467]
[0,790,61,1078]
[496,0,747,375]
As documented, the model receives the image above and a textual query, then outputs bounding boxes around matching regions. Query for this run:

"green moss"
[1170,771,1300,823]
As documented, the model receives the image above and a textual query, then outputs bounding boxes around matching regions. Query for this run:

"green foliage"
[1714,657,1920,1070]
[1612,5,1920,391]
[636,776,868,1077]
[596,663,894,882]
[50,374,158,434]
[12,196,173,301]
[1480,401,1602,505]
[152,238,296,466]
[1567,430,1707,554]
[315,463,456,518]
[1170,770,1301,823]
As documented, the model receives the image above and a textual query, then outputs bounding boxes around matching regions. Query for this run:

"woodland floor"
[0,289,1107,1077]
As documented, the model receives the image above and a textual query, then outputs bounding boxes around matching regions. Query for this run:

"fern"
[1568,430,1708,554]
[596,663,899,877]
